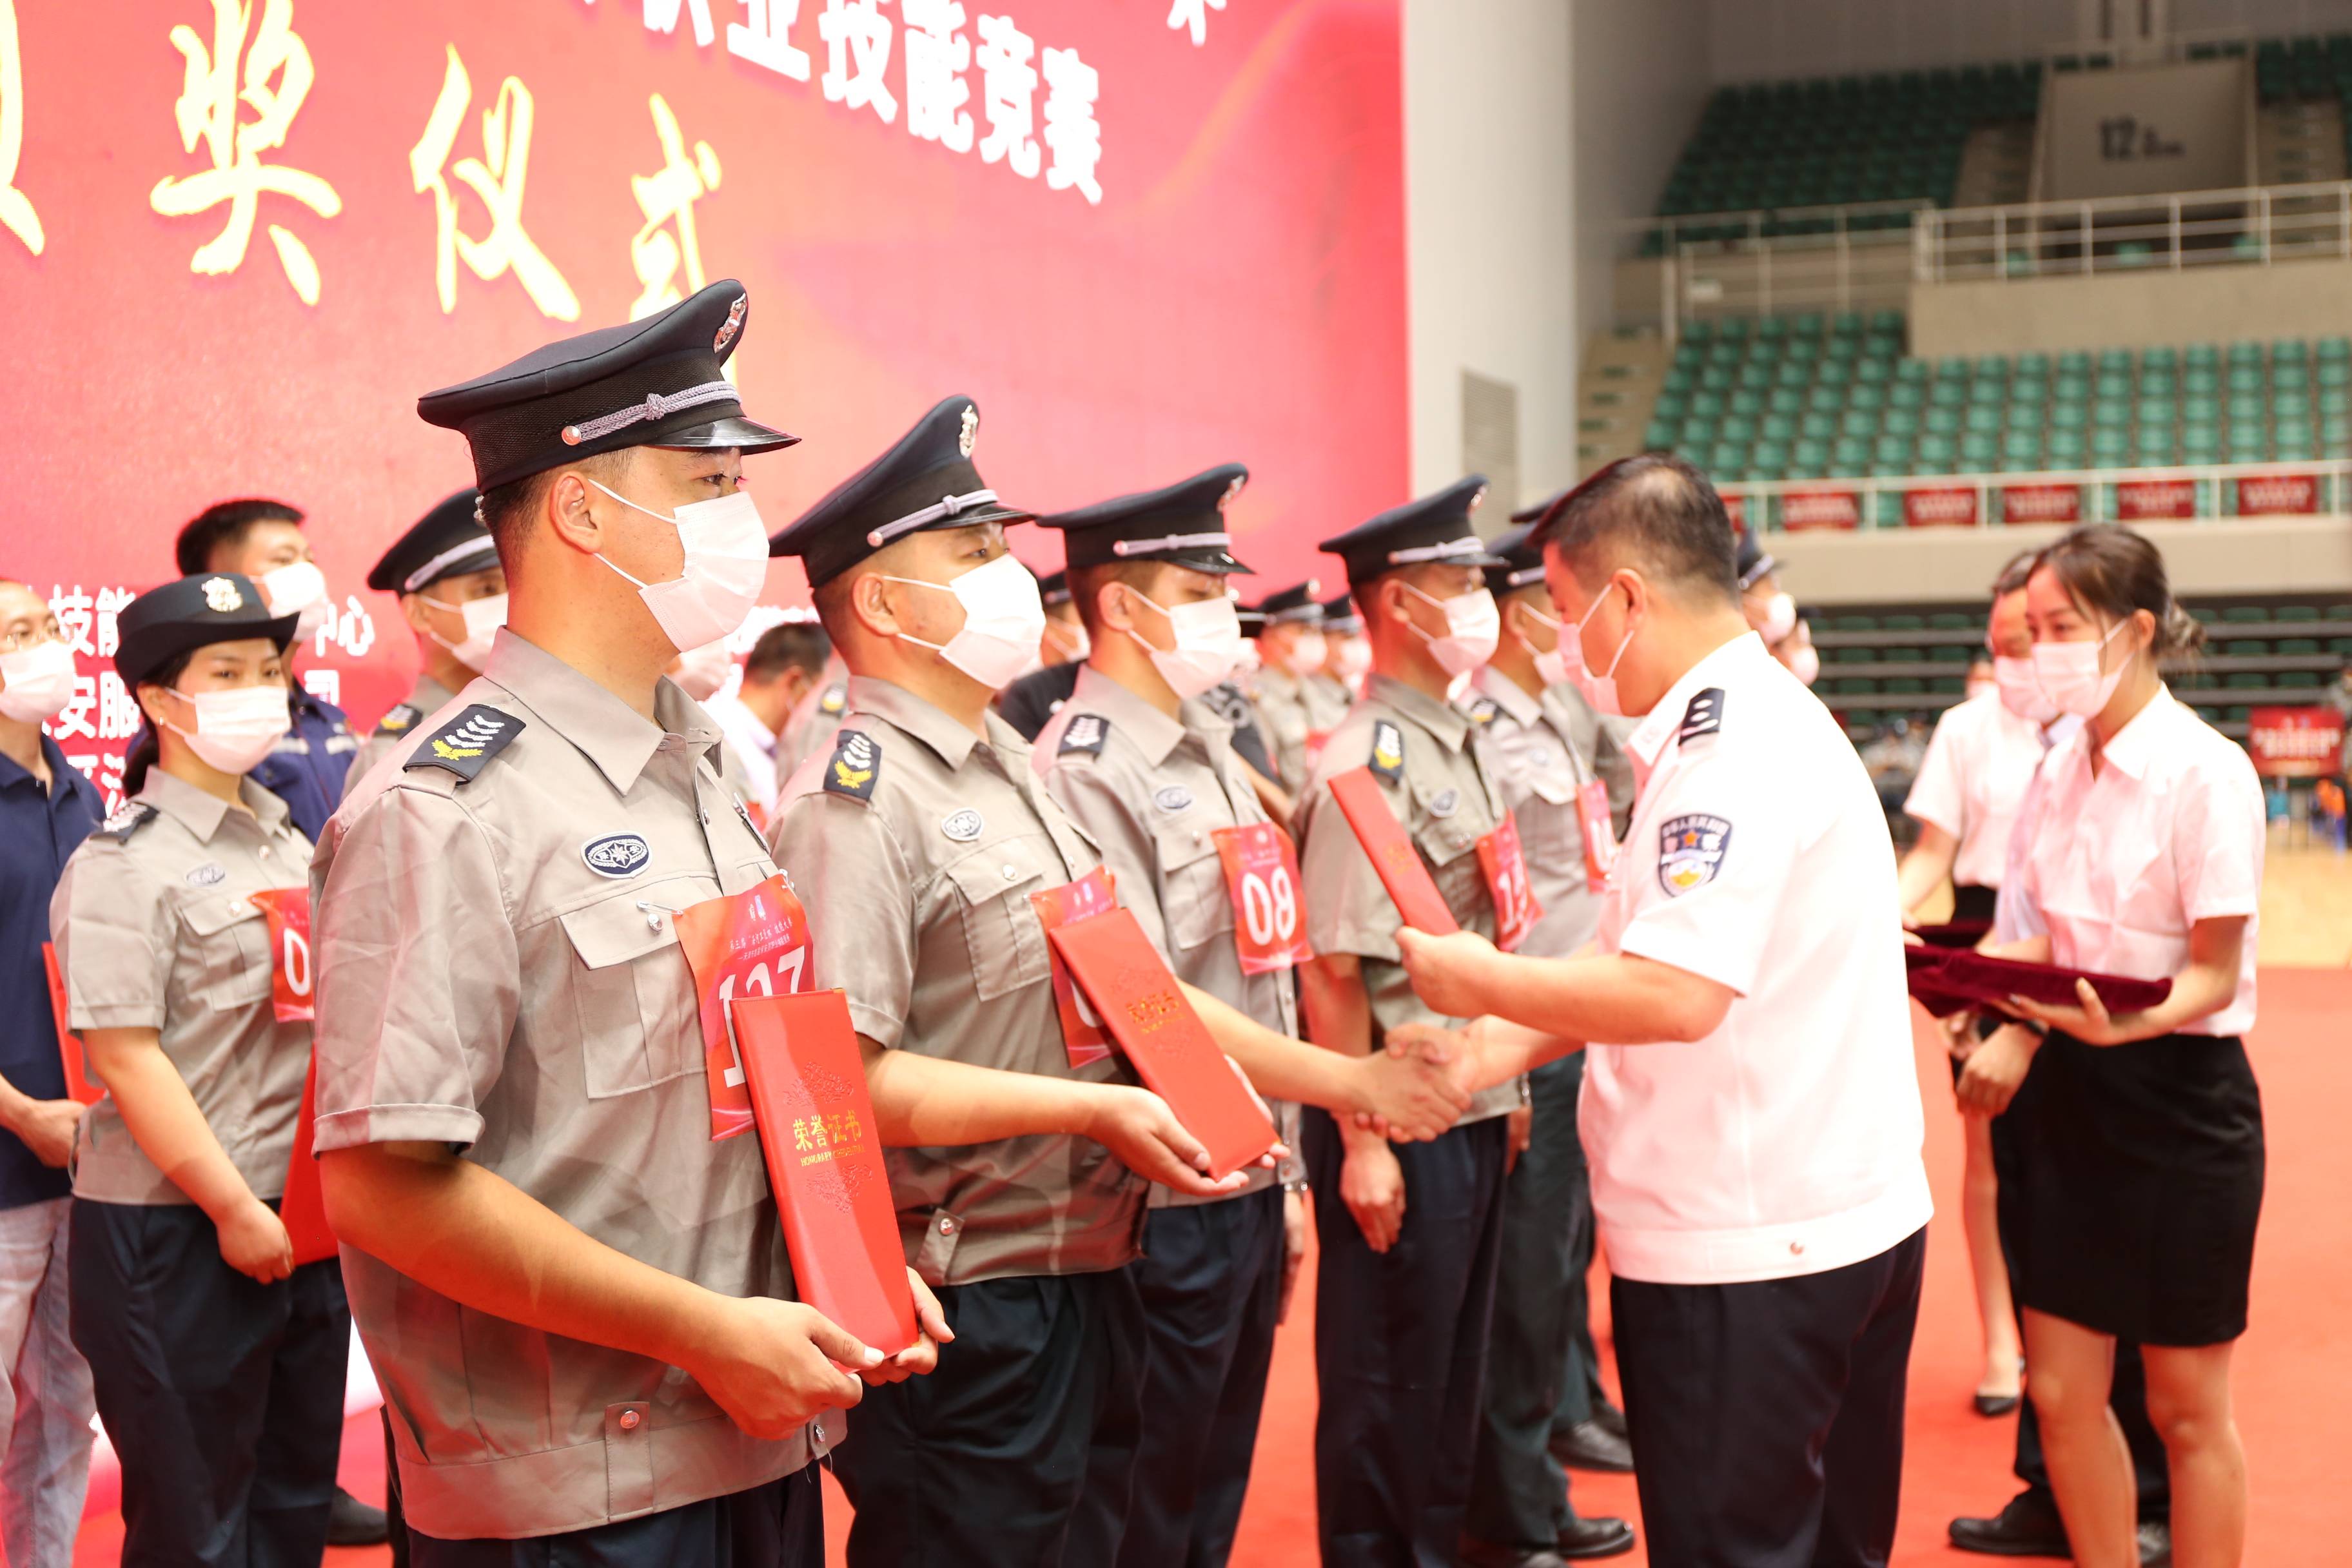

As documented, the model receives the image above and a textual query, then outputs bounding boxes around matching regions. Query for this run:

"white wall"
[1571,0,1712,346]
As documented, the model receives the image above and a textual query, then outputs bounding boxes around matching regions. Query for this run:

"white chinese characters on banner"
[1041,45,1100,205]
[903,1,974,153]
[819,0,898,124]
[974,15,1041,178]
[313,596,375,660]
[1,0,42,255]
[45,584,144,810]
[728,0,810,80]
[1166,0,1225,48]
[645,0,717,47]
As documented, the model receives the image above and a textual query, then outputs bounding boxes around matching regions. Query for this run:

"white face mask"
[1235,639,1263,675]
[419,591,507,674]
[1560,581,1636,718]
[1400,583,1500,677]
[2033,620,2134,719]
[670,638,736,701]
[161,683,291,775]
[1282,628,1328,676]
[260,561,330,641]
[1785,642,1821,687]
[1041,618,1090,664]
[1336,638,1371,683]
[883,552,1047,692]
[591,482,771,654]
[1128,591,1245,701]
[1756,589,1797,645]
[1992,655,2060,724]
[0,639,77,722]
[1516,603,1570,689]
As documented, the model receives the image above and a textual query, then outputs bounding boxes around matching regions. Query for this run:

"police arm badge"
[1658,813,1732,897]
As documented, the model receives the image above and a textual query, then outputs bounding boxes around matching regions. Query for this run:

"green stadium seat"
[2222,606,2271,622]
[2277,605,2320,622]
[2225,639,2275,656]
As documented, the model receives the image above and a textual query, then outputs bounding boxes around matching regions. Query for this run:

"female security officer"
[50,573,347,1565]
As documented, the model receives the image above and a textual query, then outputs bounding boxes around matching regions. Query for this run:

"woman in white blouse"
[2002,526,2266,1568]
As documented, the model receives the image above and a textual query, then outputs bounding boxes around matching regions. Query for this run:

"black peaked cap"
[1317,476,1505,587]
[418,280,795,493]
[1249,581,1324,623]
[1033,464,1253,576]
[769,396,1032,587]
[1039,569,1072,607]
[366,489,495,594]
[1321,591,1364,632]
[115,574,301,690]
[1482,522,1549,595]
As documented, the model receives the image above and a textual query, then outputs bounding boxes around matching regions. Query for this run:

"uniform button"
[937,1215,959,1235]
[618,1409,642,1431]
[259,847,272,859]
[1000,864,1018,881]
[1789,1240,1805,1256]
[700,812,711,826]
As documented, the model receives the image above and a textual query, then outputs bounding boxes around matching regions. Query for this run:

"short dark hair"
[478,451,631,569]
[175,499,303,576]
[1992,548,2039,597]
[1068,560,1167,641]
[745,621,830,683]
[1531,454,1738,605]
[2035,525,2204,658]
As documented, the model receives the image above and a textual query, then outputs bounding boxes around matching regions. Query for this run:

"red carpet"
[74,969,2349,1565]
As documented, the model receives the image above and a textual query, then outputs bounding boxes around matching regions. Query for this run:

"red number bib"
[1211,822,1313,974]
[1028,867,1119,1068]
[1474,812,1544,953]
[246,888,314,1023]
[675,875,815,1141]
[1576,777,1620,894]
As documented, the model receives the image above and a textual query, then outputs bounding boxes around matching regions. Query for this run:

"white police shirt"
[1582,632,1932,1286]
[2014,687,2263,1037]
[1903,691,2049,890]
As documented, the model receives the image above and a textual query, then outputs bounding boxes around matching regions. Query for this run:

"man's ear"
[543,471,604,558]
[398,593,435,636]
[846,571,903,641]
[1095,576,1144,634]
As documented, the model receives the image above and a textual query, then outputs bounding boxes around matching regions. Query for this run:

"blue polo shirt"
[0,734,103,1210]
[250,682,357,841]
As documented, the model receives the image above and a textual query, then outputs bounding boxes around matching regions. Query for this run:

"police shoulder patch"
[404,703,524,782]
[1464,696,1500,727]
[93,802,156,843]
[1059,713,1110,757]
[1369,719,1406,783]
[1678,687,1726,744]
[824,729,881,803]
[375,703,421,737]
[1658,812,1733,897]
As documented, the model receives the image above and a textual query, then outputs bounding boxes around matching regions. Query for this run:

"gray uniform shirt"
[50,772,313,1206]
[1034,665,1303,1208]
[1298,673,1523,1125]
[1469,665,1616,961]
[310,631,831,1542]
[766,676,1144,1286]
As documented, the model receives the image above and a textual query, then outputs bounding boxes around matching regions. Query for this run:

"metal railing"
[1916,179,2352,282]
[1624,199,1934,259]
[1714,458,2352,534]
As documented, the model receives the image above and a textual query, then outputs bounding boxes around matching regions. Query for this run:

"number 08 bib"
[1212,823,1314,974]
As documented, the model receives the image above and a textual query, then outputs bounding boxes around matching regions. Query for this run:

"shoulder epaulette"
[1058,712,1110,758]
[92,801,157,843]
[1679,687,1726,744]
[1369,718,1406,783]
[1464,696,1500,727]
[404,704,525,783]
[823,728,881,803]
[818,682,847,716]
[374,703,421,737]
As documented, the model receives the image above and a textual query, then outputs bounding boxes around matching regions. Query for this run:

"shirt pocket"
[1154,825,1234,956]
[944,848,1051,1003]
[556,889,705,1099]
[175,894,273,1013]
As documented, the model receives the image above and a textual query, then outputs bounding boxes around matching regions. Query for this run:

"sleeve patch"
[1678,687,1726,744]
[824,729,881,802]
[1059,712,1110,757]
[93,802,157,842]
[375,703,421,736]
[403,704,525,783]
[1658,813,1733,896]
[1369,720,1406,783]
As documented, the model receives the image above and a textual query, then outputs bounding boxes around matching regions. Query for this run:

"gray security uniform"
[349,671,456,785]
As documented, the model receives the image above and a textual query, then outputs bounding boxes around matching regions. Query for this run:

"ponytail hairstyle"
[2034,525,2205,662]
[120,649,196,796]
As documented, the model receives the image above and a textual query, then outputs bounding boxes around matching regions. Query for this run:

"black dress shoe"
[1948,1491,2068,1557]
[1972,1391,2023,1417]
[1459,1538,1571,1568]
[2137,1520,2173,1568]
[1589,1398,1629,1441]
[1556,1514,1637,1560]
[1549,1418,1634,1474]
[327,1484,391,1547]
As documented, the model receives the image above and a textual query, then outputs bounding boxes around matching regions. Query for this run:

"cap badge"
[1469,484,1489,513]
[958,403,979,458]
[202,577,244,612]
[714,293,747,353]
[1220,475,1246,509]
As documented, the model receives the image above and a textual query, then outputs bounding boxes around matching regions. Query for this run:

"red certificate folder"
[1905,945,2172,1018]
[729,991,919,1359]
[1912,919,1993,950]
[39,943,103,1107]
[1325,767,1460,936]
[1045,909,1280,1181]
[280,1053,338,1266]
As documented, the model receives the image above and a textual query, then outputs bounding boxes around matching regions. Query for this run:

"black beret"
[1320,590,1364,634]
[769,396,1032,588]
[1248,581,1324,624]
[418,280,796,493]
[1482,522,1549,596]
[1033,464,1253,576]
[1317,476,1505,587]
[1038,569,1073,607]
[366,489,496,594]
[115,574,300,690]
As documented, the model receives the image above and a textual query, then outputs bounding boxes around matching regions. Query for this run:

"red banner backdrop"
[0,0,1406,805]
[1998,482,2082,525]
[2233,473,2323,516]
[2246,706,2346,778]
[2115,477,2198,520]
[1779,487,1861,531]
[1903,485,1979,528]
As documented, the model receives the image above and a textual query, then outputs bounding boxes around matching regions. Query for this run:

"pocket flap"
[1152,823,1224,876]
[941,848,1046,908]
[177,894,264,938]
[559,892,689,970]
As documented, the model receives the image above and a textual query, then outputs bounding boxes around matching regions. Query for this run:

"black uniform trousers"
[833,1266,1145,1568]
[1303,1108,1509,1568]
[406,1466,823,1568]
[1112,1186,1288,1568]
[1612,1229,1926,1568]
[1990,1070,2171,1520]
[68,1197,349,1568]
[1467,1056,1594,1549]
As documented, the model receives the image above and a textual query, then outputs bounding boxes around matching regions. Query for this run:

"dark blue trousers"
[69,1198,349,1568]
[1304,1110,1509,1568]
[406,1467,823,1567]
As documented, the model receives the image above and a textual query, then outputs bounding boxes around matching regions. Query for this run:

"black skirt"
[2017,1029,2265,1346]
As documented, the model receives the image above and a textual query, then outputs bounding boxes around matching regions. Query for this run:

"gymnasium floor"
[70,850,2352,1565]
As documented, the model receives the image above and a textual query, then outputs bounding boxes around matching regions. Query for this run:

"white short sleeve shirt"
[1583,633,1932,1286]
[2014,689,2264,1037]
[1903,691,2050,890]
